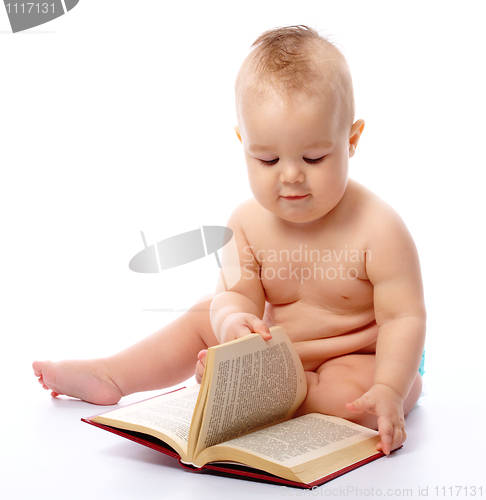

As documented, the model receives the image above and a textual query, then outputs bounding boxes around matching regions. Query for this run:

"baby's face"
[237,91,355,226]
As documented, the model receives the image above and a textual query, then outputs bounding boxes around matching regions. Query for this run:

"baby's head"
[234,26,365,225]
[235,25,356,135]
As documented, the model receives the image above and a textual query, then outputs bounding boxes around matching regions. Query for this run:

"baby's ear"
[234,125,242,143]
[349,119,365,157]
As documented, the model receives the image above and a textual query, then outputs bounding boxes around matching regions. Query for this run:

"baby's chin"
[273,206,333,227]
[252,193,334,226]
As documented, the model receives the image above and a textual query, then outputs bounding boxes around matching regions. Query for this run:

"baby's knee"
[186,299,219,348]
[297,357,374,417]
[319,356,374,392]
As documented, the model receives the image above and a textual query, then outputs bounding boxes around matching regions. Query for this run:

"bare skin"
[194,182,424,453]
[33,39,425,457]
[196,88,425,454]
[34,180,424,456]
[34,141,425,457]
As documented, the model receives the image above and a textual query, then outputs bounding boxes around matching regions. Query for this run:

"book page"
[92,385,200,459]
[209,413,379,467]
[194,327,307,458]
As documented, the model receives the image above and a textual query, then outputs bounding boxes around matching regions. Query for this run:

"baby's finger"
[233,324,254,339]
[392,426,407,451]
[195,350,208,384]
[248,317,271,340]
[345,397,369,414]
[195,360,205,384]
[377,419,394,455]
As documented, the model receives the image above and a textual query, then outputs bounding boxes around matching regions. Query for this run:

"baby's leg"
[33,298,218,405]
[294,354,422,429]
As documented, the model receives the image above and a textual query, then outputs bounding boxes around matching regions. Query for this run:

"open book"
[83,326,384,488]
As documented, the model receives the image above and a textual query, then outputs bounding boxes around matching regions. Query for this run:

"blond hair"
[236,25,355,127]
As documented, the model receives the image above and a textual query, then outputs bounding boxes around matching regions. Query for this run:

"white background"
[1,1,485,499]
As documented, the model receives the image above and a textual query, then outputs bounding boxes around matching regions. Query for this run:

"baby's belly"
[263,300,378,372]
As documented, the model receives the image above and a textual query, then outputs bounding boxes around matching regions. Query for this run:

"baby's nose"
[279,162,305,183]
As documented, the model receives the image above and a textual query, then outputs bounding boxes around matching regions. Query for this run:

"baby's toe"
[32,360,43,377]
[36,375,48,388]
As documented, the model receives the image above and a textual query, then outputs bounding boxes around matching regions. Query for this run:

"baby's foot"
[32,359,123,405]
[195,350,207,384]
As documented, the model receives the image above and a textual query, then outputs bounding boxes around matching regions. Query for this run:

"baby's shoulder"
[348,179,400,219]
[227,198,265,228]
[347,180,414,247]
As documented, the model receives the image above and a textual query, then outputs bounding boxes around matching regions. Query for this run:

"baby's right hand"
[196,314,270,384]
[220,312,271,343]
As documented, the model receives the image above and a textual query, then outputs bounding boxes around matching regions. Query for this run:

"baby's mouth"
[280,194,309,201]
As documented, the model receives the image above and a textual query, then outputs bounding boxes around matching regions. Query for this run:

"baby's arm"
[195,205,269,383]
[346,205,426,454]
[210,203,270,343]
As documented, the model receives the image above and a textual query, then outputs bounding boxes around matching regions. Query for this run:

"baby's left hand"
[195,350,207,384]
[345,384,406,455]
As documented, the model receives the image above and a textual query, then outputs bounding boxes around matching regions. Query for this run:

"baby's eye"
[304,156,326,165]
[259,158,279,166]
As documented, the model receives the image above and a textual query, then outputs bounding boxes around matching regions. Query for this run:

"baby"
[33,26,425,456]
